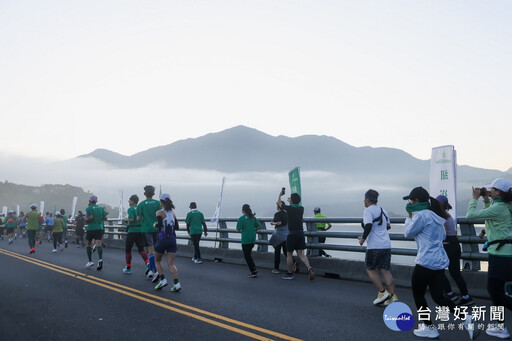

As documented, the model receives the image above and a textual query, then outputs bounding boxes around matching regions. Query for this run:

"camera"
[479,188,487,196]
[280,187,286,196]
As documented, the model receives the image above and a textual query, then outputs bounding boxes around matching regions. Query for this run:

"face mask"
[406,202,430,213]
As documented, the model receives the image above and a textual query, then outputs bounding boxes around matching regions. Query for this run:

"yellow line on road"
[0,248,302,341]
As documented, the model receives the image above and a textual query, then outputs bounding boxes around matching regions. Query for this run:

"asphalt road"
[0,238,507,341]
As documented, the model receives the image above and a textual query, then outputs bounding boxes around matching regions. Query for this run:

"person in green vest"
[6,211,18,244]
[137,185,161,280]
[25,203,41,254]
[186,202,208,264]
[52,211,65,253]
[123,194,149,274]
[85,195,108,270]
[313,207,332,257]
[236,204,261,278]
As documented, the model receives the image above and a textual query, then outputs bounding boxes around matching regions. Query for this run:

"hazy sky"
[1,1,511,171]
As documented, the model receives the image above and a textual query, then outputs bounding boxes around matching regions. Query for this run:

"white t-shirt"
[363,204,391,250]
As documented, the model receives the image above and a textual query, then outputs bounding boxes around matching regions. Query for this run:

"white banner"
[40,201,45,215]
[17,205,20,216]
[430,145,457,224]
[71,196,78,220]
[2,206,7,216]
[211,177,226,223]
[118,190,124,223]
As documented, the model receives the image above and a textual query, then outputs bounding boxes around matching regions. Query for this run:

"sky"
[1,1,511,171]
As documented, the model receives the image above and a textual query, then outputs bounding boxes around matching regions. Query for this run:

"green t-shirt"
[138,199,161,233]
[314,213,329,230]
[26,210,40,231]
[236,214,261,245]
[186,209,205,235]
[53,217,64,233]
[85,205,108,231]
[62,215,68,229]
[127,206,142,233]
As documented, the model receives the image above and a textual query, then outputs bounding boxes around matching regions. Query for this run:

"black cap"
[403,186,430,202]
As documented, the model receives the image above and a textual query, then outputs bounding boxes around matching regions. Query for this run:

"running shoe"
[65,241,68,248]
[464,315,481,340]
[29,248,35,254]
[52,249,57,253]
[97,259,103,271]
[147,270,154,279]
[192,257,197,262]
[413,323,439,339]
[154,278,168,290]
[144,262,150,275]
[307,266,315,280]
[194,259,203,264]
[76,244,80,248]
[445,292,460,303]
[152,272,160,283]
[458,296,474,306]
[486,326,510,339]
[85,261,94,268]
[249,271,257,278]
[272,269,280,274]
[383,294,399,306]
[373,290,391,305]
[122,267,132,274]
[282,273,294,280]
[170,282,182,292]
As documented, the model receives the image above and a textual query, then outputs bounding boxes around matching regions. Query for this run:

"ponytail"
[429,197,449,219]
[500,189,512,203]
[242,204,254,219]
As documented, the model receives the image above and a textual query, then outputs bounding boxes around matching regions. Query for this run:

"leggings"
[274,241,287,270]
[487,255,512,313]
[412,264,455,325]
[442,242,469,296]
[191,234,202,260]
[242,243,256,273]
[28,230,36,249]
[52,232,63,249]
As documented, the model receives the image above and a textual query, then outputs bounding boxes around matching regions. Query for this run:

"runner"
[60,209,69,248]
[45,212,54,243]
[5,211,18,244]
[52,211,65,253]
[153,194,181,292]
[236,204,261,278]
[123,194,149,274]
[74,211,86,247]
[185,202,208,264]
[278,190,315,281]
[25,204,40,254]
[85,195,108,270]
[359,189,397,305]
[269,201,288,274]
[18,211,27,239]
[313,207,332,257]
[138,185,161,280]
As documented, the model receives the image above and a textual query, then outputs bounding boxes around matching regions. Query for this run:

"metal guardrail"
[64,216,487,271]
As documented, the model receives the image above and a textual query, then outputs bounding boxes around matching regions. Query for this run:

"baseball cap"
[89,195,98,202]
[484,178,512,192]
[403,187,430,202]
[160,193,171,201]
[30,203,37,209]
[435,195,449,206]
[55,211,61,216]
[313,207,321,212]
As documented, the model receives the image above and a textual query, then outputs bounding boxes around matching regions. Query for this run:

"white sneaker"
[85,261,94,268]
[192,257,197,262]
[486,326,510,339]
[194,259,203,264]
[373,290,391,305]
[151,272,160,283]
[154,278,168,290]
[413,323,439,339]
[170,282,182,292]
[147,270,154,279]
[52,249,57,253]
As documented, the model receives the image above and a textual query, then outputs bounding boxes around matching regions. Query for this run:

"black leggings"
[242,243,256,273]
[442,242,469,296]
[191,234,202,260]
[488,255,512,313]
[274,241,287,269]
[28,230,36,249]
[52,232,63,249]
[412,264,455,325]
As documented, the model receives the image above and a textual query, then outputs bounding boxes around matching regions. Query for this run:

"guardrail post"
[218,220,229,249]
[306,222,320,257]
[257,221,268,252]
[459,222,481,271]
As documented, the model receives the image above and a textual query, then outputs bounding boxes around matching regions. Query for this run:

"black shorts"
[6,228,14,234]
[144,232,157,247]
[155,237,177,254]
[365,249,391,270]
[126,232,145,253]
[286,232,306,253]
[86,229,104,242]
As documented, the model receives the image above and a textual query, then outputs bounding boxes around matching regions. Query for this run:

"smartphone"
[280,187,286,196]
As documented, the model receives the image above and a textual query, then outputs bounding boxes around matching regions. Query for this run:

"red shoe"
[307,266,315,280]
[29,248,35,254]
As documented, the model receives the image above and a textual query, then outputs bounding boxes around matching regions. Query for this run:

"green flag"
[288,167,302,205]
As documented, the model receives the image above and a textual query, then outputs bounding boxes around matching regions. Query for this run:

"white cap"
[55,211,62,216]
[160,193,171,201]
[484,178,512,192]
[30,203,37,209]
